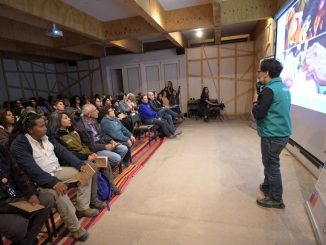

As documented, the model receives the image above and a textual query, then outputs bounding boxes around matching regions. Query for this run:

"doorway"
[111,68,124,98]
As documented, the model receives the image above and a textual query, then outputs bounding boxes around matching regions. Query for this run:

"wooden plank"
[165,4,213,32]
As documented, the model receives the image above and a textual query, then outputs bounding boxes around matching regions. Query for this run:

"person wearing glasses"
[252,58,292,209]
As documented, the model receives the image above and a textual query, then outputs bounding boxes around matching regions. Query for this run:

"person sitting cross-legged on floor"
[10,113,99,242]
[47,111,120,195]
[75,104,129,169]
[0,145,55,245]
[138,95,181,139]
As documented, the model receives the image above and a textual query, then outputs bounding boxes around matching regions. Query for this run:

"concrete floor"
[84,119,317,245]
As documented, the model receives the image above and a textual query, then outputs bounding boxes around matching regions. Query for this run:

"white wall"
[101,48,187,111]
[55,59,104,97]
[0,57,58,105]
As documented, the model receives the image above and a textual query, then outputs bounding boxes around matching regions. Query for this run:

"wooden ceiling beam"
[27,49,88,61]
[0,0,104,40]
[126,0,186,48]
[0,17,53,48]
[166,32,186,48]
[110,38,142,53]
[103,16,158,41]
[61,44,105,58]
[212,1,221,44]
[220,0,277,25]
[165,4,214,32]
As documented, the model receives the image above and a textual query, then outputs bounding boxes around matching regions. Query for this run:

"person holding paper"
[10,113,98,241]
[75,104,129,168]
[47,111,120,195]
[0,145,55,245]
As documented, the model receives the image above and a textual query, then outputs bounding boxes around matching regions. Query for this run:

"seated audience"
[10,113,98,241]
[0,109,15,147]
[110,99,134,132]
[101,106,135,167]
[138,95,181,139]
[26,97,44,116]
[47,112,120,195]
[0,145,55,245]
[52,99,65,112]
[75,104,129,168]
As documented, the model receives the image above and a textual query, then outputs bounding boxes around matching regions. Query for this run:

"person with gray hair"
[76,104,129,169]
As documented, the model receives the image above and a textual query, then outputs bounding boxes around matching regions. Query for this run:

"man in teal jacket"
[252,58,292,209]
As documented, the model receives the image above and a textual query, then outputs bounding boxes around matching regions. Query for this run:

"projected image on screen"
[276,0,326,113]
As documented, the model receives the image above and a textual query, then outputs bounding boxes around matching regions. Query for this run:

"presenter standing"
[252,58,292,209]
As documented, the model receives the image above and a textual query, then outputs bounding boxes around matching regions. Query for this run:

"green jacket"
[57,129,92,159]
[256,77,292,137]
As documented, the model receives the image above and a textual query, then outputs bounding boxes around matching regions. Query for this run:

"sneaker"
[167,135,176,139]
[259,183,269,195]
[72,227,89,241]
[112,185,121,195]
[90,200,106,210]
[76,208,100,218]
[256,197,285,209]
[174,130,182,136]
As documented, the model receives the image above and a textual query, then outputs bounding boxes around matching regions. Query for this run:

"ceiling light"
[46,24,63,38]
[196,30,203,38]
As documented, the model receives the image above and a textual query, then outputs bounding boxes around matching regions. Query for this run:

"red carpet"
[3,135,164,245]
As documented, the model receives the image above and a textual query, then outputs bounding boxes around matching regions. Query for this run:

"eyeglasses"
[257,70,261,73]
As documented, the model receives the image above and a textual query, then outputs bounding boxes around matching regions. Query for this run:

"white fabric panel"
[188,76,202,99]
[220,58,235,78]
[45,63,55,71]
[23,89,35,99]
[55,63,65,72]
[145,65,160,93]
[34,74,47,90]
[67,65,77,72]
[220,79,235,114]
[92,70,102,94]
[203,59,217,77]
[187,48,201,59]
[163,63,178,89]
[47,74,57,92]
[18,61,31,71]
[78,60,89,70]
[33,63,44,72]
[220,44,236,57]
[203,46,217,58]
[79,72,91,94]
[237,42,254,55]
[21,74,34,89]
[237,56,253,80]
[188,61,201,76]
[237,81,253,114]
[9,88,23,100]
[3,59,16,70]
[5,73,20,86]
[127,67,141,94]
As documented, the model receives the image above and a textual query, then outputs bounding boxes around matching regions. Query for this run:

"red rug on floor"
[3,136,164,245]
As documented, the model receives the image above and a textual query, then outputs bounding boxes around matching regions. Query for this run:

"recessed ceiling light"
[196,30,203,38]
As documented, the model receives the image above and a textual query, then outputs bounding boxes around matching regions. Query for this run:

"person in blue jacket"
[100,106,136,167]
[252,58,292,209]
[138,95,181,139]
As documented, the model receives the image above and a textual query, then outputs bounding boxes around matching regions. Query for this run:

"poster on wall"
[306,162,326,245]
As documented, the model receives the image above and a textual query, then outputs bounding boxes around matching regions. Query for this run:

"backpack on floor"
[97,171,111,201]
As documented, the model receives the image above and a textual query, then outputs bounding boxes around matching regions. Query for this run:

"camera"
[256,81,264,95]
